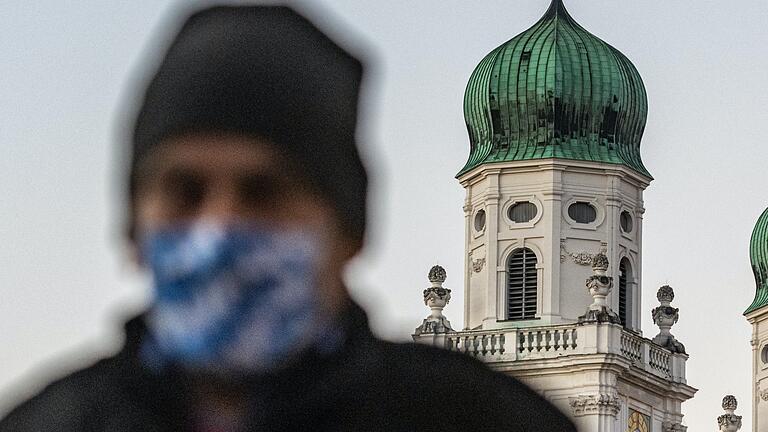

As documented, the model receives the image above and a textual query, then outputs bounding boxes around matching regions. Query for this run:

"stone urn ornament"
[651,285,686,354]
[414,265,455,335]
[717,395,742,432]
[578,253,620,324]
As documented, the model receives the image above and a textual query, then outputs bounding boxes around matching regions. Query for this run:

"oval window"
[762,346,768,365]
[474,209,486,232]
[568,202,597,224]
[508,202,538,223]
[620,211,633,233]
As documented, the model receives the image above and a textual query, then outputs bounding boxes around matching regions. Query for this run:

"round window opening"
[762,346,768,365]
[508,201,538,223]
[474,209,486,232]
[620,211,634,233]
[568,202,597,224]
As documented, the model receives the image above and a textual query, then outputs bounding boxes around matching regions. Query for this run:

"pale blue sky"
[1,1,766,430]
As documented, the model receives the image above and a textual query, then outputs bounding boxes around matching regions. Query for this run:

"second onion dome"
[746,207,768,314]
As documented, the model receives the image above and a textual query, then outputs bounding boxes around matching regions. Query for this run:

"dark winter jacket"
[0,302,576,432]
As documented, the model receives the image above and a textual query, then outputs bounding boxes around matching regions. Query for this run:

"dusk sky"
[1,1,766,430]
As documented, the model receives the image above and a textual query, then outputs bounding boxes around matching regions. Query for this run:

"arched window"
[507,248,538,320]
[619,258,632,328]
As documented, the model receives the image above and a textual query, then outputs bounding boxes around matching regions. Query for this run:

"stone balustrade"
[620,330,643,363]
[445,324,581,362]
[430,323,687,383]
[620,330,681,380]
[448,330,512,360]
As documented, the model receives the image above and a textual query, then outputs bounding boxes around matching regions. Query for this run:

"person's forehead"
[143,132,286,175]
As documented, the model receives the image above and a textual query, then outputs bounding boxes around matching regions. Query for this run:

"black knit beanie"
[128,5,367,243]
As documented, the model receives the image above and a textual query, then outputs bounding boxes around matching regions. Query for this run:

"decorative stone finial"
[722,395,737,412]
[718,395,742,432]
[428,265,447,284]
[578,253,620,324]
[657,285,674,303]
[414,265,454,335]
[651,285,685,354]
[592,252,609,272]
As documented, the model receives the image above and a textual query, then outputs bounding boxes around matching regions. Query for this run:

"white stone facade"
[437,322,693,431]
[459,159,646,331]
[414,158,697,431]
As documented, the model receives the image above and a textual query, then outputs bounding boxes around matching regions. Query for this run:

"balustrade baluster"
[554,330,560,350]
[536,331,544,352]
[491,334,501,355]
[478,335,488,356]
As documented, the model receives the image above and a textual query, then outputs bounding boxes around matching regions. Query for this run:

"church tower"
[414,1,696,431]
[459,0,648,334]
[745,207,768,432]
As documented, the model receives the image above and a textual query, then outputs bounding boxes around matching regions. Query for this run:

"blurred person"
[0,5,576,432]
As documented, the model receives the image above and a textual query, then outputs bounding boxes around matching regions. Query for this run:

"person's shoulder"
[378,339,502,378]
[373,340,577,432]
[0,358,117,431]
[376,339,517,389]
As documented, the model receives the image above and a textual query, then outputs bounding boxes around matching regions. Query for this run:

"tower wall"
[460,159,650,332]
[747,307,768,432]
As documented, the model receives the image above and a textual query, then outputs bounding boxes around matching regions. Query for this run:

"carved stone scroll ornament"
[560,239,607,266]
[760,389,768,402]
[471,257,486,273]
[568,393,621,418]
[662,422,687,432]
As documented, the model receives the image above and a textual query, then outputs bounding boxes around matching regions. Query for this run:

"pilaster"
[746,306,768,432]
[540,163,565,321]
[483,170,501,327]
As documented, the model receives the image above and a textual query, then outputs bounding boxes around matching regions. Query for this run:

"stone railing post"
[641,340,651,374]
[505,330,519,359]
[577,323,598,354]
[606,324,624,355]
[669,353,688,384]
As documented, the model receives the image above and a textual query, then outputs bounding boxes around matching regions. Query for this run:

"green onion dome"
[746,207,768,315]
[459,0,650,177]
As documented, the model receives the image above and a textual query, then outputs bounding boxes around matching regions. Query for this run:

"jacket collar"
[111,299,379,429]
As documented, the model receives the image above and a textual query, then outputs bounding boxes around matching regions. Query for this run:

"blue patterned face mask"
[139,222,339,375]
